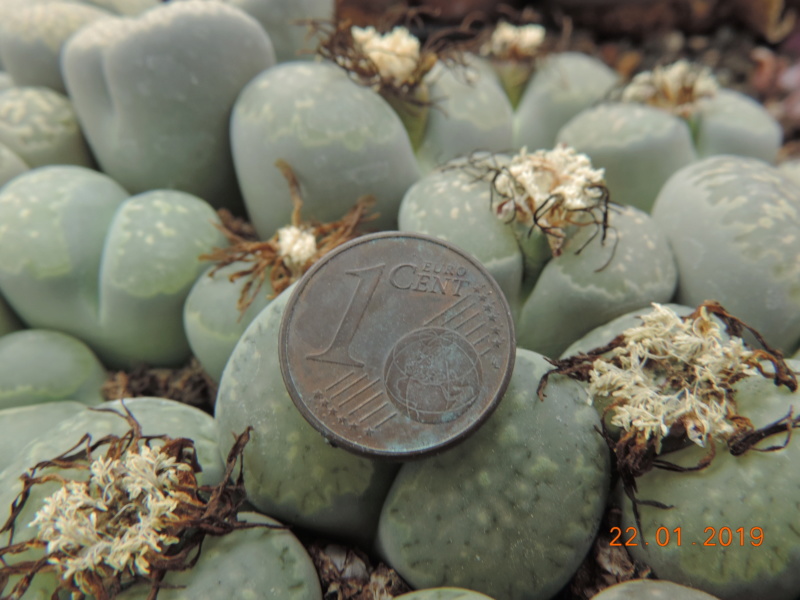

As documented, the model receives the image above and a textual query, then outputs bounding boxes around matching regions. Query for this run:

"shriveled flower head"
[480,21,546,60]
[351,25,423,88]
[491,145,608,256]
[201,160,376,315]
[621,59,718,118]
[588,303,760,452]
[0,406,260,600]
[314,18,449,100]
[277,225,317,275]
[30,445,193,593]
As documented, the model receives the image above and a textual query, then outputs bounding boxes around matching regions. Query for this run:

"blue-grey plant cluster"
[0,2,798,599]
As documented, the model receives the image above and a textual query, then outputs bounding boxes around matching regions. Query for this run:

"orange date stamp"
[609,526,764,547]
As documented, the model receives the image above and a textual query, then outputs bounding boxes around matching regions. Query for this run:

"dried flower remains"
[455,146,615,260]
[312,9,479,107]
[200,160,377,315]
[538,301,798,528]
[0,405,265,600]
[480,21,547,61]
[315,20,438,97]
[351,25,422,88]
[620,59,719,119]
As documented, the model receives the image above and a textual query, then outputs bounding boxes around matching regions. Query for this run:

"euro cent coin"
[278,231,516,459]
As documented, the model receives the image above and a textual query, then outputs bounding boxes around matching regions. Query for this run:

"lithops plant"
[557,60,782,212]
[543,301,800,600]
[0,329,106,410]
[616,360,800,600]
[317,22,514,172]
[61,1,276,210]
[546,301,796,459]
[0,1,111,92]
[231,60,420,238]
[0,86,93,168]
[399,145,677,357]
[514,51,619,151]
[186,169,376,381]
[477,20,549,108]
[593,580,721,600]
[316,21,438,148]
[615,60,778,163]
[0,397,243,599]
[376,348,609,600]
[214,284,398,544]
[651,155,800,355]
[0,165,227,368]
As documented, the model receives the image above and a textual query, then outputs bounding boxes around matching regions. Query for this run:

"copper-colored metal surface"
[279,231,516,459]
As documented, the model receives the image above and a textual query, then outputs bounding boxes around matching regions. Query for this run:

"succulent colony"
[0,1,798,600]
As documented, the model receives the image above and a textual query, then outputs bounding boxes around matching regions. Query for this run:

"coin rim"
[278,231,516,460]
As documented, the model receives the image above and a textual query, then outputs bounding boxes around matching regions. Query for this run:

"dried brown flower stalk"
[0,405,269,600]
[200,160,377,315]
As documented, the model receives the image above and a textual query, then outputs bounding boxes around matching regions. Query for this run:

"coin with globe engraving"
[278,231,516,459]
